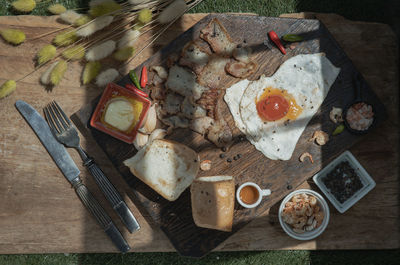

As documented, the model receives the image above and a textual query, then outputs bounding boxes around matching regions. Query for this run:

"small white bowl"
[279,189,330,240]
[312,150,376,213]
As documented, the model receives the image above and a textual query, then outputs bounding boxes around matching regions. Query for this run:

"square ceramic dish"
[312,150,376,213]
[90,83,151,143]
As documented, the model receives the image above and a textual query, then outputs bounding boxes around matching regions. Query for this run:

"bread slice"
[190,176,235,232]
[123,139,199,201]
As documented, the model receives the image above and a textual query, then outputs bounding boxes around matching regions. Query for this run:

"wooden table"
[0,12,398,253]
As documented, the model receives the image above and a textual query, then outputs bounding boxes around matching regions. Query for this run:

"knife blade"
[15,100,131,253]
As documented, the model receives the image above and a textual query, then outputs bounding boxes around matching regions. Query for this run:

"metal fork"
[44,101,140,233]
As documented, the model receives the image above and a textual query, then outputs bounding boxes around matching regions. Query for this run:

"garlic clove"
[133,132,148,150]
[140,103,157,134]
[150,65,168,80]
[148,128,167,143]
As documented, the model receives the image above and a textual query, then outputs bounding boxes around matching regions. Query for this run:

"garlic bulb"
[133,132,148,150]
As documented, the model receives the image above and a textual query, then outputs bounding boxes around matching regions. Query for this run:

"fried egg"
[224,53,340,160]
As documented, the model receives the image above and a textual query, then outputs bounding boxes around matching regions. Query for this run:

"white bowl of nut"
[279,189,330,240]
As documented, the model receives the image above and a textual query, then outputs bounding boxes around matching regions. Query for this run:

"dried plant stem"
[121,0,203,68]
[16,0,204,83]
[29,0,171,42]
[54,19,158,64]
[29,26,72,42]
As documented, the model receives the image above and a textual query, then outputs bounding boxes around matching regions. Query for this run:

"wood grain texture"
[0,13,398,255]
[75,14,389,257]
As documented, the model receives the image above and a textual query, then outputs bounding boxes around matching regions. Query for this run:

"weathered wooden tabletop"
[0,12,398,254]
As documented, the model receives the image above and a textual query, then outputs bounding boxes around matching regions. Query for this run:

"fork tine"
[44,106,60,134]
[47,103,65,133]
[53,101,72,126]
[50,101,69,131]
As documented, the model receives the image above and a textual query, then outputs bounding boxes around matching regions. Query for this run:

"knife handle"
[83,156,140,234]
[72,178,131,253]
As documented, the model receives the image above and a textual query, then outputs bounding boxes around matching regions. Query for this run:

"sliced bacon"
[225,61,257,78]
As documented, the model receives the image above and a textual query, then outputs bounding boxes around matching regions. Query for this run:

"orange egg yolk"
[256,87,303,121]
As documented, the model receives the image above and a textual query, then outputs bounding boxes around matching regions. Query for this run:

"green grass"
[191,0,398,25]
[1,0,397,25]
[1,250,399,265]
[1,0,399,264]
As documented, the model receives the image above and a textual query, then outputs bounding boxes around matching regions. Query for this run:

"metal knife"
[15,100,131,253]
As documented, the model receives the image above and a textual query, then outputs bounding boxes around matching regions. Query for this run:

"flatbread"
[124,139,199,201]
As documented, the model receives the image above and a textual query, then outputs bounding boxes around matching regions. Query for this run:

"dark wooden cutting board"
[74,14,387,257]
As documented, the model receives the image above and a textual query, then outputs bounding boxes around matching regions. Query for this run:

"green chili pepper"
[282,34,304,42]
[129,70,142,90]
[332,124,345,136]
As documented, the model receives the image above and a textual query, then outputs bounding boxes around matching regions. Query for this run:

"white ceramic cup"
[236,182,271,208]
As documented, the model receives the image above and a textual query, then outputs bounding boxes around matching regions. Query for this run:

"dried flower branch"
[76,15,114,37]
[53,30,78,46]
[48,4,67,15]
[62,45,86,60]
[137,8,153,24]
[50,60,68,86]
[89,0,122,17]
[158,0,187,24]
[12,0,36,13]
[0,80,17,99]
[86,40,116,61]
[113,46,135,61]
[82,61,102,84]
[60,10,82,25]
[4,0,204,90]
[0,29,26,45]
[96,68,119,86]
[40,62,58,85]
[74,15,92,27]
[37,44,57,65]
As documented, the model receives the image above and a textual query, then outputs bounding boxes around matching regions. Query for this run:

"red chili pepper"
[140,66,148,88]
[268,30,286,55]
[125,84,149,98]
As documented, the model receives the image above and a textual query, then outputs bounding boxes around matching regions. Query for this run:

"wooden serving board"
[75,14,387,257]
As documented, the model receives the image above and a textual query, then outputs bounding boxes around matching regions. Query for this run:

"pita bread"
[124,139,199,201]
